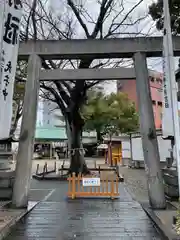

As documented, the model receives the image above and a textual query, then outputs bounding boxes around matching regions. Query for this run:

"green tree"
[82,91,139,143]
[149,0,180,35]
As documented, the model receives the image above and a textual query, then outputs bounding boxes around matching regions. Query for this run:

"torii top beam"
[18,36,180,60]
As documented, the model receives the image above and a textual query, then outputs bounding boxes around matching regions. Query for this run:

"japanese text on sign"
[2,61,12,100]
[8,0,22,9]
[162,58,169,108]
[82,178,101,187]
[0,50,5,73]
[3,13,20,45]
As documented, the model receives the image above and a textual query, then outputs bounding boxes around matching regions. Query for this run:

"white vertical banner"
[162,0,180,175]
[0,1,22,139]
[0,0,6,88]
[161,3,174,138]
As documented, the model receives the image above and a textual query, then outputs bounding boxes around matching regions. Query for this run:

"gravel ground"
[119,166,149,203]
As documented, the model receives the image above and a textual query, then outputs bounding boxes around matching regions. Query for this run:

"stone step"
[0,171,15,178]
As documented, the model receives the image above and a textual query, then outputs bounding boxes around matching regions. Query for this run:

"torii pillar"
[12,54,41,208]
[133,52,166,209]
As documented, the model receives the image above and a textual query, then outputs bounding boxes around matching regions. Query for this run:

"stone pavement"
[0,201,37,240]
[4,184,162,240]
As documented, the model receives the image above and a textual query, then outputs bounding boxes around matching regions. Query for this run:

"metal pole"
[163,0,180,195]
[12,54,41,208]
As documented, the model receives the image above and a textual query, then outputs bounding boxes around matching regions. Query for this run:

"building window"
[150,76,155,82]
[152,100,156,105]
[158,101,162,106]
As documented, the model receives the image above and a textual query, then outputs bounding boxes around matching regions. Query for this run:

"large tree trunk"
[97,129,103,144]
[69,123,89,175]
[10,101,23,137]
[65,120,71,158]
[10,111,20,137]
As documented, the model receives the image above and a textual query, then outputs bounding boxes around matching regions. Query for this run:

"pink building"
[117,70,163,129]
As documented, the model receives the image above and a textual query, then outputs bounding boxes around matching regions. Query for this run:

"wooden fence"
[67,173,119,199]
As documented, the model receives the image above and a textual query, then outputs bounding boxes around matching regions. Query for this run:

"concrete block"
[163,173,178,187]
[0,188,12,200]
[164,184,179,198]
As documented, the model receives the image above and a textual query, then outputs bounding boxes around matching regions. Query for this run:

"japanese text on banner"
[0,1,22,139]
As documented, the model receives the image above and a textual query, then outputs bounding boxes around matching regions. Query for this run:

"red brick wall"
[117,75,162,129]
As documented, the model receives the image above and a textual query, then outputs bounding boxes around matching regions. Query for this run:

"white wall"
[42,99,56,127]
[132,136,171,162]
[36,99,44,127]
[36,98,65,128]
[121,136,171,162]
[122,139,131,159]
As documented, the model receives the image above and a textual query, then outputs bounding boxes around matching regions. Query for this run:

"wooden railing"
[67,173,119,200]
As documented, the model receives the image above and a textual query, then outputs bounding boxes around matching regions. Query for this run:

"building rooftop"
[35,126,97,142]
[35,127,67,141]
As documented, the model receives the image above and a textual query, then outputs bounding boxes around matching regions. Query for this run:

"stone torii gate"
[12,36,180,209]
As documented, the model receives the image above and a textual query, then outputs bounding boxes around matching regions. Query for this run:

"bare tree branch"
[67,0,90,38]
[91,0,114,38]
[20,0,149,137]
[105,0,144,38]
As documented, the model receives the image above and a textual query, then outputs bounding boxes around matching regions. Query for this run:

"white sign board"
[0,1,22,139]
[82,178,100,187]
[161,2,174,138]
[131,135,171,162]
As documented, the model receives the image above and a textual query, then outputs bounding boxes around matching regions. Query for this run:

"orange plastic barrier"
[67,173,119,200]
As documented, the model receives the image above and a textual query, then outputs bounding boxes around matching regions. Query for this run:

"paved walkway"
[4,184,161,240]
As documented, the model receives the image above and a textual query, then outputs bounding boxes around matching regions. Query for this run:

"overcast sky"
[48,0,179,94]
[100,0,179,94]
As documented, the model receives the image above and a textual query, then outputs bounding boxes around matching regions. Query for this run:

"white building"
[36,98,65,128]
